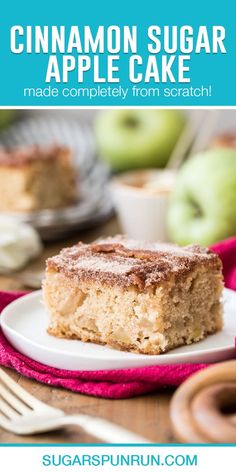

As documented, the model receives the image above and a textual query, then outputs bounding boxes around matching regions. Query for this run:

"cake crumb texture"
[43,236,223,355]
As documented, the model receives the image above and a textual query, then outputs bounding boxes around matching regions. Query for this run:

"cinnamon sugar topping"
[0,144,69,167]
[46,236,221,290]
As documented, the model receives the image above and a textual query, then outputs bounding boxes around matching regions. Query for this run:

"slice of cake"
[0,145,77,212]
[42,236,223,355]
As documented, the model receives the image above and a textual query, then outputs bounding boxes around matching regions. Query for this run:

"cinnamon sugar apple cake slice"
[42,236,223,355]
[0,145,77,212]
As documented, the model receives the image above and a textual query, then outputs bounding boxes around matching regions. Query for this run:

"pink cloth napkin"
[0,237,236,399]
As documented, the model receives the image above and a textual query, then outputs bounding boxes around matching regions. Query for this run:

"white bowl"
[111,169,175,242]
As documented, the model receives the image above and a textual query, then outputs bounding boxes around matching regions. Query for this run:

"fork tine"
[0,369,47,410]
[0,397,20,419]
[0,383,31,414]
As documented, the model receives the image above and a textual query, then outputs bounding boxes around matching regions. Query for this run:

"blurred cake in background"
[0,145,77,212]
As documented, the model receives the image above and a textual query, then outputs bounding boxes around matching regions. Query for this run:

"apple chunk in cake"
[42,236,223,355]
[0,145,77,212]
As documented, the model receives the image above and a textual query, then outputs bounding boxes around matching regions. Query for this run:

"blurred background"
[7,108,235,132]
[0,108,236,287]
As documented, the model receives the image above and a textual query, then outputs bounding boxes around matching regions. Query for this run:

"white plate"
[1,289,235,371]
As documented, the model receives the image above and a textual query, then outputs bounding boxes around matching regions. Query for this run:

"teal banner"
[0,0,235,106]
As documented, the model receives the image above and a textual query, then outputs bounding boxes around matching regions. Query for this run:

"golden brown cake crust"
[46,236,222,290]
[0,144,70,167]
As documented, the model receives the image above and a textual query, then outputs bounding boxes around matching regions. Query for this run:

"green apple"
[0,110,16,129]
[168,148,236,246]
[95,110,185,171]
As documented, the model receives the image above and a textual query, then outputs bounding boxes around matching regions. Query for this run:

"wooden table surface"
[0,217,176,444]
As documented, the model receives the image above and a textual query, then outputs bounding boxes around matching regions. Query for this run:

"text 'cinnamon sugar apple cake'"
[0,145,77,212]
[42,236,224,355]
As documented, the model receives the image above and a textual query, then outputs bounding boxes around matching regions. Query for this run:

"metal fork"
[0,368,149,443]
